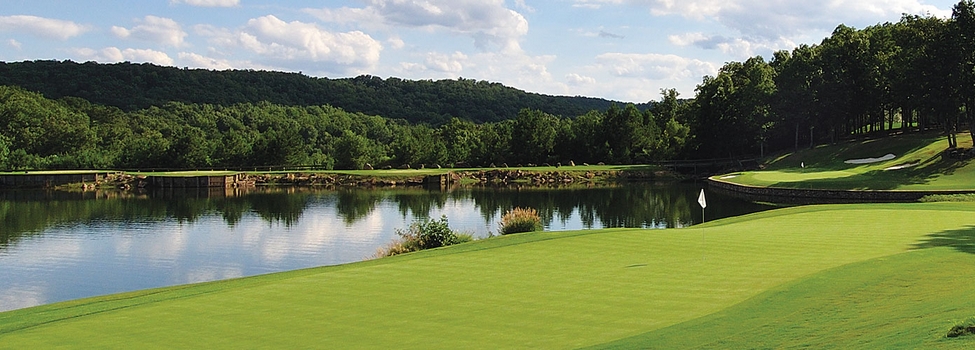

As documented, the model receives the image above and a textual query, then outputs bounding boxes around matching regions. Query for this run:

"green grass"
[590,248,975,349]
[2,202,975,348]
[129,170,241,176]
[720,132,975,191]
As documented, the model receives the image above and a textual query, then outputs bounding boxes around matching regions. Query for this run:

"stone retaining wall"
[146,174,241,188]
[708,177,975,203]
[0,173,104,188]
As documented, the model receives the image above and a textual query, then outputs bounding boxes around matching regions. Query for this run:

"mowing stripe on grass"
[590,248,975,349]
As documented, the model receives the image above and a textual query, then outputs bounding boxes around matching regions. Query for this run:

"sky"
[0,0,961,103]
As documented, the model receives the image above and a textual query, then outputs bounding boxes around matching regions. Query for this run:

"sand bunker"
[884,161,919,171]
[844,153,895,164]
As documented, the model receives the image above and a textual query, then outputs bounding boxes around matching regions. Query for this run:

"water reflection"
[0,183,774,312]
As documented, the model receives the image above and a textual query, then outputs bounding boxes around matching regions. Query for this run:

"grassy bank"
[1,202,974,348]
[718,132,975,191]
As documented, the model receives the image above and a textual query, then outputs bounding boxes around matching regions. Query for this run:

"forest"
[0,60,626,125]
[0,85,687,170]
[2,1,975,171]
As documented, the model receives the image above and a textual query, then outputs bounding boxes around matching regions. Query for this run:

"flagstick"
[698,188,707,261]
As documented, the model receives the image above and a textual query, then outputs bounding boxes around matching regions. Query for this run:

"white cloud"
[599,0,950,39]
[668,32,710,47]
[171,0,240,7]
[193,24,236,47]
[0,15,88,40]
[195,16,384,74]
[387,36,405,49]
[112,16,187,47]
[566,73,596,85]
[8,39,21,50]
[463,51,557,92]
[395,51,468,75]
[392,49,557,96]
[670,31,797,59]
[178,52,235,70]
[177,52,281,72]
[235,15,383,71]
[306,0,529,53]
[304,7,381,26]
[425,51,467,73]
[572,0,623,9]
[73,47,175,66]
[596,52,717,80]
[514,0,536,13]
[577,0,951,63]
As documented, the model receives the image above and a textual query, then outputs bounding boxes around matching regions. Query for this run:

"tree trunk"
[795,122,800,152]
[810,126,815,149]
[968,100,975,145]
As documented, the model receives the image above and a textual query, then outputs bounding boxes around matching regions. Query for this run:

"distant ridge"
[0,60,641,124]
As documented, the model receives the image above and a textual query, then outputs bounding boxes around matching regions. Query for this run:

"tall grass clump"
[919,193,975,202]
[947,317,975,338]
[377,216,472,257]
[499,207,543,235]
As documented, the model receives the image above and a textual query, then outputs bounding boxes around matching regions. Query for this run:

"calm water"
[0,183,773,312]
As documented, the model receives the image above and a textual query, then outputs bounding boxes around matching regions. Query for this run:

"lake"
[0,182,774,312]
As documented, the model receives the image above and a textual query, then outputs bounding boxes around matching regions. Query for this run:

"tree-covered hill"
[0,60,629,125]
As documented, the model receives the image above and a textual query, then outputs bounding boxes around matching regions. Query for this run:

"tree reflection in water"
[0,183,773,251]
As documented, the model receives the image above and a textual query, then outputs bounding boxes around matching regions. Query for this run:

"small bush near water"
[499,207,543,235]
[377,216,472,257]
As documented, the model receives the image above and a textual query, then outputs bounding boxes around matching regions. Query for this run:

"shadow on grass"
[912,225,975,255]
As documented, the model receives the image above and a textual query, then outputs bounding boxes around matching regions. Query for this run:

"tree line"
[0,85,688,171]
[0,60,632,125]
[691,0,975,157]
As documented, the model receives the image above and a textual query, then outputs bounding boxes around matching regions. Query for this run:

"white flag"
[697,189,707,209]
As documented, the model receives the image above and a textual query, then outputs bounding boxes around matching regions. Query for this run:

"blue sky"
[0,0,959,103]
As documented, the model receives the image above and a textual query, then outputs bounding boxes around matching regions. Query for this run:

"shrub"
[499,207,543,235]
[377,216,472,257]
[947,317,975,338]
[919,194,975,202]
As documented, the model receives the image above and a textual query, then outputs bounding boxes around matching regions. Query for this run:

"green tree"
[649,89,691,159]
[438,118,477,165]
[691,57,776,157]
[953,0,975,144]
[334,130,376,170]
[510,109,557,164]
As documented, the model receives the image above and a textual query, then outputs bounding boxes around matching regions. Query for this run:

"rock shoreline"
[2,169,679,189]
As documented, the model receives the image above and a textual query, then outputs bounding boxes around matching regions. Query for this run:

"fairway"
[2,203,975,348]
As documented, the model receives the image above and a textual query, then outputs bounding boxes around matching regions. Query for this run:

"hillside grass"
[1,202,974,348]
[719,131,975,191]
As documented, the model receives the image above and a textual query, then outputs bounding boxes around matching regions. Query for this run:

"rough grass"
[1,203,975,349]
[722,132,975,191]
